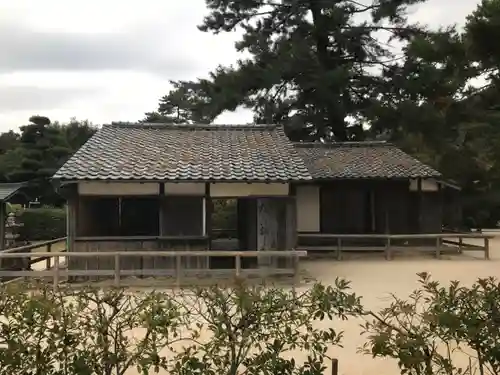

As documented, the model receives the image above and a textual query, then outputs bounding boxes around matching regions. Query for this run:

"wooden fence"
[0,249,307,287]
[0,237,67,281]
[298,232,493,260]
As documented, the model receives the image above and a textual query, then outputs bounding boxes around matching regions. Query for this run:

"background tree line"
[0,116,96,206]
[4,0,500,227]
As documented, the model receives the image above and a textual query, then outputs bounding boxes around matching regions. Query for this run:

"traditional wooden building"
[293,142,460,246]
[52,123,460,272]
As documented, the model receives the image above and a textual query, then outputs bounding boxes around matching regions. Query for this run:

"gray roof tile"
[0,183,26,201]
[295,142,441,179]
[53,123,312,181]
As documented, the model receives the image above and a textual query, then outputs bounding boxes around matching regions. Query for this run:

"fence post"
[484,237,490,260]
[331,358,338,375]
[435,236,441,259]
[235,254,241,277]
[114,253,120,287]
[176,253,181,287]
[46,243,52,270]
[53,255,60,290]
[293,252,300,286]
[385,236,392,260]
[336,238,342,261]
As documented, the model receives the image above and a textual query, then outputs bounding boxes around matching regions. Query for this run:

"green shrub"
[211,199,237,229]
[0,279,360,375]
[362,273,500,375]
[18,207,66,240]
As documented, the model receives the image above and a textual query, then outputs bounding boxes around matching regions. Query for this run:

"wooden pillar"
[417,178,423,233]
[286,186,298,250]
[59,184,78,275]
[369,189,376,233]
[256,198,279,268]
[205,183,212,250]
[0,201,5,251]
[438,183,444,232]
[158,183,165,237]
[67,193,77,253]
[236,199,246,250]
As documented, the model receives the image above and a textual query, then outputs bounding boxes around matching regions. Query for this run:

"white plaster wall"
[209,183,289,197]
[296,185,320,232]
[164,182,205,195]
[78,182,159,195]
[409,178,439,192]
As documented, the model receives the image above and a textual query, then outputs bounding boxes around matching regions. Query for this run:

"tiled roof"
[0,183,26,201]
[294,142,441,179]
[53,123,312,181]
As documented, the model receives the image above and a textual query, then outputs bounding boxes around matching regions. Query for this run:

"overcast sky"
[0,0,480,132]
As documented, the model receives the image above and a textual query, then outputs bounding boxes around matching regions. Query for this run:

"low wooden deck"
[298,233,492,260]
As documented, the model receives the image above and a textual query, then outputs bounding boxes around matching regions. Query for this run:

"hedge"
[17,208,66,241]
[15,202,237,241]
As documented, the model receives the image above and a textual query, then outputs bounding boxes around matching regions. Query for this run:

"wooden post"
[331,358,339,375]
[0,202,5,252]
[46,243,52,269]
[114,253,120,287]
[205,183,212,251]
[293,252,300,286]
[53,255,60,290]
[484,237,490,260]
[336,238,342,261]
[385,236,392,260]
[435,236,441,259]
[417,178,423,233]
[176,253,181,286]
[61,184,78,278]
[235,254,241,276]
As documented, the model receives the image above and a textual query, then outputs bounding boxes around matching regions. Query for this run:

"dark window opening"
[78,196,160,237]
[162,196,204,236]
[121,197,160,236]
[78,197,120,236]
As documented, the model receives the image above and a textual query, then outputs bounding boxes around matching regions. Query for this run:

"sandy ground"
[299,235,500,375]
[24,235,500,375]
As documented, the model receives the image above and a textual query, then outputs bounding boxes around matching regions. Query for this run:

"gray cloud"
[0,86,98,111]
[0,21,203,77]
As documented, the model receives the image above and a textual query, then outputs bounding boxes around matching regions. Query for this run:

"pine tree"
[177,0,429,140]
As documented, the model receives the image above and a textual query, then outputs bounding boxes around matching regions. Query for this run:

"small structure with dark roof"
[293,142,459,241]
[53,123,460,274]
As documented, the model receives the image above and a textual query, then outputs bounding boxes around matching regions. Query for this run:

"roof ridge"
[106,122,279,130]
[294,141,392,148]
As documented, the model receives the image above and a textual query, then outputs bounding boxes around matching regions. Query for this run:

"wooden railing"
[0,237,67,280]
[0,250,307,287]
[298,233,493,260]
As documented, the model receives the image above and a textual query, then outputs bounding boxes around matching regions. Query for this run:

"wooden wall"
[71,191,210,275]
[442,187,462,229]
[313,179,444,236]
[71,239,208,281]
[69,184,297,274]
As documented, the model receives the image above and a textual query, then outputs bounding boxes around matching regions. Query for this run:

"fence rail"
[0,237,67,276]
[0,249,307,287]
[298,232,493,260]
